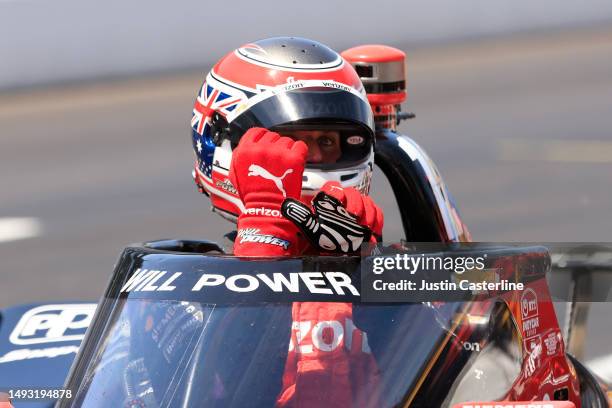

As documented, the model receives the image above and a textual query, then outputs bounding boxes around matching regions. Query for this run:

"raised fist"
[230,128,308,210]
[229,128,309,256]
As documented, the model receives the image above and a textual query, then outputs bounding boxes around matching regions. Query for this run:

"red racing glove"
[230,128,309,256]
[282,182,384,253]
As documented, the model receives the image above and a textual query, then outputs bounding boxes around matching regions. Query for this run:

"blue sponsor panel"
[0,302,96,408]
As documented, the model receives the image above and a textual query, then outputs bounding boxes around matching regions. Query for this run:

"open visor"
[226,87,375,169]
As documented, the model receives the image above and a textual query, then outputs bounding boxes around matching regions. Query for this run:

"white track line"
[499,139,612,163]
[0,217,43,243]
[587,354,612,383]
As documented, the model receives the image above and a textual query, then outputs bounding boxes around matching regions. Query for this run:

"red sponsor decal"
[543,332,561,356]
[523,335,542,377]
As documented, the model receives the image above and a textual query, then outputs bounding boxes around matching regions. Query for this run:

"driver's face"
[284,130,342,164]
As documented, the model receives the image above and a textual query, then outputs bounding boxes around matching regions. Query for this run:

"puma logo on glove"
[282,192,372,253]
[247,164,293,198]
[229,127,309,256]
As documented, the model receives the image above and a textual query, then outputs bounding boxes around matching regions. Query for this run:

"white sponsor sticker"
[9,304,97,345]
[118,269,361,296]
[522,316,540,339]
[520,288,538,319]
[0,345,80,364]
[190,271,360,296]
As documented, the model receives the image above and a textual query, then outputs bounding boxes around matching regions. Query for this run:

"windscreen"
[64,298,462,408]
[60,244,543,407]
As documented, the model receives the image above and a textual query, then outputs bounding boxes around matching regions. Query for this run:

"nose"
[306,140,323,163]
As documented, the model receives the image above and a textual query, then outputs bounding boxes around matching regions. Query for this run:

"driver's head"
[190,37,375,221]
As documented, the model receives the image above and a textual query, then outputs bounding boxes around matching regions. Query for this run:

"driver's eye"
[319,136,335,148]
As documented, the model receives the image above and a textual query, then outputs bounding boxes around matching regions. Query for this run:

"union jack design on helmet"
[191,83,244,136]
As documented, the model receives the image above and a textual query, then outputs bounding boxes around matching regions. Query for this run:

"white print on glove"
[244,207,282,217]
[237,228,291,249]
[282,192,371,253]
[247,164,293,198]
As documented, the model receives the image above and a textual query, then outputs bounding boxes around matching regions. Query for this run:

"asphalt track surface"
[1,28,611,370]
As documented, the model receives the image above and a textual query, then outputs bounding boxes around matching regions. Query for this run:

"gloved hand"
[229,127,309,256]
[281,182,384,253]
[320,182,384,239]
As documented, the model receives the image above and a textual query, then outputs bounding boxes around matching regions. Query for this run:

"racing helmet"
[190,37,375,221]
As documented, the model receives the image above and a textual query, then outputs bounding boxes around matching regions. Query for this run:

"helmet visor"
[228,87,374,169]
[272,121,372,169]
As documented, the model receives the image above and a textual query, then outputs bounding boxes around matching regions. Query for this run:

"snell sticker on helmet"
[347,135,365,145]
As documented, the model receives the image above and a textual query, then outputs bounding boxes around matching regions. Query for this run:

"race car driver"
[190,37,384,407]
[229,127,383,257]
